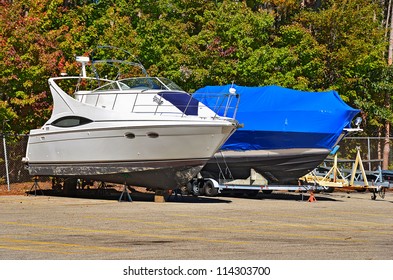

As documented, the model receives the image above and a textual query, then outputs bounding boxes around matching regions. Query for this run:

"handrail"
[51,76,239,119]
[73,90,239,118]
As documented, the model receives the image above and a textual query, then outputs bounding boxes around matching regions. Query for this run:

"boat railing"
[207,92,241,120]
[73,90,240,119]
[51,76,239,119]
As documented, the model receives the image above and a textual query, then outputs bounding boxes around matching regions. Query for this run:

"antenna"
[76,56,90,78]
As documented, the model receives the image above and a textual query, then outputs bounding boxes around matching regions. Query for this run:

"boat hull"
[200,148,330,184]
[26,121,235,189]
[28,159,206,189]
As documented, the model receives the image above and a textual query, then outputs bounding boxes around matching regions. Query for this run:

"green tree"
[176,1,276,90]
[0,0,61,134]
[1,0,391,149]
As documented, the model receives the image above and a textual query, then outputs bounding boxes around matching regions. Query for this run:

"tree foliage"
[0,0,391,140]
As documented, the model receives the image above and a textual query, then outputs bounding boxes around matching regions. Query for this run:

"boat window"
[94,82,120,91]
[87,77,184,92]
[118,77,159,90]
[118,81,131,90]
[158,77,184,91]
[51,116,93,127]
[117,77,184,91]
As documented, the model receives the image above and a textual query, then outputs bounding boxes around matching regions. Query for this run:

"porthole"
[146,132,159,138]
[124,132,136,139]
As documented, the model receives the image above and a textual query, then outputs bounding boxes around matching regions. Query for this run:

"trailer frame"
[185,147,391,200]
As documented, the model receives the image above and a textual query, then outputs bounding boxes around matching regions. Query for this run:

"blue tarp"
[193,85,360,151]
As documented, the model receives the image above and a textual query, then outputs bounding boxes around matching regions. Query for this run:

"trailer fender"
[203,178,220,197]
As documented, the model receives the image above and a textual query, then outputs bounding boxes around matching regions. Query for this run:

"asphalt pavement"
[0,190,392,260]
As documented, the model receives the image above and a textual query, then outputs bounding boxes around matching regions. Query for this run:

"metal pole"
[367,137,371,171]
[2,134,10,191]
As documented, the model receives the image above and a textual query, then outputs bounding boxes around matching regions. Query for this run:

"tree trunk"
[383,1,393,169]
[389,2,393,64]
[385,0,392,39]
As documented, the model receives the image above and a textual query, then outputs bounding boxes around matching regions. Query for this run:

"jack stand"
[119,182,132,202]
[28,177,44,196]
[308,191,317,202]
[154,190,168,203]
[167,188,184,202]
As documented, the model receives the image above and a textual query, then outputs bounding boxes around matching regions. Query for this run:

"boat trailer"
[185,147,391,200]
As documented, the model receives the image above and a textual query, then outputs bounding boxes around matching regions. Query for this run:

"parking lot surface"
[0,191,392,260]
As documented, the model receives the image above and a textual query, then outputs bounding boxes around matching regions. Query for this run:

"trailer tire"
[203,180,218,197]
[190,180,202,196]
[180,185,188,196]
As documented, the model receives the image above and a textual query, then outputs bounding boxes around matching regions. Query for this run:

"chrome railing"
[52,77,240,119]
[73,90,240,119]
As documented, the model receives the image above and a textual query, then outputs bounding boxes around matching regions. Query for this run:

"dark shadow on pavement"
[217,191,342,202]
[25,188,233,204]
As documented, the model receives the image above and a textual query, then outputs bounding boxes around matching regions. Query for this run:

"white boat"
[23,54,238,191]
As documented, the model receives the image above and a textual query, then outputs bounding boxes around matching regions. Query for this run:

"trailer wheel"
[203,180,218,197]
[179,185,188,196]
[191,180,201,196]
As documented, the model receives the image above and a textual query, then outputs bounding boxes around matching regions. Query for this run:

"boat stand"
[118,182,132,202]
[154,190,169,202]
[348,148,388,200]
[28,176,44,196]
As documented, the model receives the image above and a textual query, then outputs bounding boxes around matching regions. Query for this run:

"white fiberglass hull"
[26,120,235,189]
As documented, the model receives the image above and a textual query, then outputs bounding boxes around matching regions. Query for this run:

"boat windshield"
[157,77,184,91]
[92,77,184,92]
